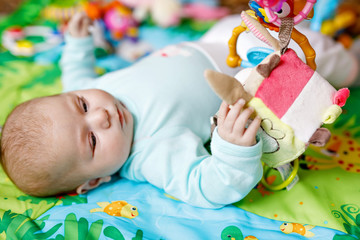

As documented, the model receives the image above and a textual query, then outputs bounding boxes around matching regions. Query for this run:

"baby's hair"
[0,97,83,197]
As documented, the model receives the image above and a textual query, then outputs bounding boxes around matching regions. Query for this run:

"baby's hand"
[217,99,261,146]
[67,12,91,38]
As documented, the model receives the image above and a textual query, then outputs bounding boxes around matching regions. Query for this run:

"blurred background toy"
[121,0,182,28]
[84,0,139,40]
[40,0,90,28]
[2,25,62,57]
[42,2,83,23]
[309,0,360,49]
[182,3,229,21]
[309,0,341,32]
[84,0,142,61]
[320,1,360,49]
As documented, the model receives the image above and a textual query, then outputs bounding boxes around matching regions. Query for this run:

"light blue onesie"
[61,35,263,208]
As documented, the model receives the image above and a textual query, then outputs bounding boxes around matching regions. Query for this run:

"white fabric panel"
[280,72,337,142]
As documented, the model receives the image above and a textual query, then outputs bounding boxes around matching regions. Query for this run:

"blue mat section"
[38,179,348,239]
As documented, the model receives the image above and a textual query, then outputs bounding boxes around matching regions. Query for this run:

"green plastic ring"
[260,158,299,191]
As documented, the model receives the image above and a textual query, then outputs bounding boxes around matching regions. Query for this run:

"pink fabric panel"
[255,49,314,118]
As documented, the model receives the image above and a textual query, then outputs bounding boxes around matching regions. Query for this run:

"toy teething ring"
[264,0,316,27]
[260,158,299,191]
[2,26,62,57]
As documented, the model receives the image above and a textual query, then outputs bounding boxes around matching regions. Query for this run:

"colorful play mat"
[0,0,360,239]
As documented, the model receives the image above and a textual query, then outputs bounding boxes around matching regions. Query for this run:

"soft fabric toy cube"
[205,11,349,167]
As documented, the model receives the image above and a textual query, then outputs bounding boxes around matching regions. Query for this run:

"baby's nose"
[91,108,110,129]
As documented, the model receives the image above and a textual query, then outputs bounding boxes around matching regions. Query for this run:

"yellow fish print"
[90,200,138,219]
[244,236,259,240]
[280,223,315,238]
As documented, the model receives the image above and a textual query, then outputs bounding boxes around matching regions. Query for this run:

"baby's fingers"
[217,101,230,126]
[244,116,261,144]
[233,106,254,134]
[224,99,245,130]
[68,12,91,37]
[82,13,92,26]
[69,12,84,26]
[79,16,91,33]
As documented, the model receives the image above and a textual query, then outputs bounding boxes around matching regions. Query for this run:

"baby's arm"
[121,104,263,208]
[60,12,97,91]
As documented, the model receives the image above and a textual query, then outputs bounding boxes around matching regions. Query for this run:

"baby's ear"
[76,176,111,195]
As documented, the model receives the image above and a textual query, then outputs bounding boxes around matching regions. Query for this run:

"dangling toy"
[227,0,317,70]
[205,11,349,189]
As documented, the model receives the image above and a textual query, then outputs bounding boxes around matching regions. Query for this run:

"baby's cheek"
[107,135,126,153]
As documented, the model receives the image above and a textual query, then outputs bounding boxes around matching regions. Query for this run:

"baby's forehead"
[31,94,77,130]
[42,94,84,165]
[36,94,72,109]
[27,94,65,109]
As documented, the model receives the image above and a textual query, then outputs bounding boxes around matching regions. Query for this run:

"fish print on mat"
[90,200,138,219]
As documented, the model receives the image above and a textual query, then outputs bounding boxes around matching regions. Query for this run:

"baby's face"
[44,89,134,182]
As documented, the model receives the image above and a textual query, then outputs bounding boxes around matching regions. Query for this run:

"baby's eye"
[80,97,88,112]
[90,132,96,152]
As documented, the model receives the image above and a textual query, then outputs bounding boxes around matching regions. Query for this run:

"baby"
[0,13,263,209]
[2,10,357,208]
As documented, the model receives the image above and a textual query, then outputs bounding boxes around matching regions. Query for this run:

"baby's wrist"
[211,127,263,157]
[64,34,94,49]
[68,32,90,38]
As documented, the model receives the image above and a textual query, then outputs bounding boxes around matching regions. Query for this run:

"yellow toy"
[320,1,360,48]
[321,10,357,37]
[227,0,317,70]
[42,4,82,23]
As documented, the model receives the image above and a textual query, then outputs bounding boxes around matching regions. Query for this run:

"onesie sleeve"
[120,126,263,209]
[60,34,97,92]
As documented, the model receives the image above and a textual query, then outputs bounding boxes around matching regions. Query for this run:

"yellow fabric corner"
[322,104,342,124]
[248,98,306,167]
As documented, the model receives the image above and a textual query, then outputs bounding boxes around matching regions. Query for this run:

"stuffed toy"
[204,11,350,169]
